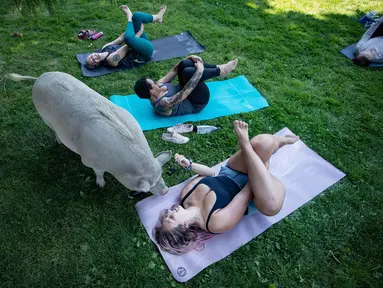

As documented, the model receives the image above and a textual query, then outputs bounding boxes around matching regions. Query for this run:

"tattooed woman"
[85,5,167,69]
[134,56,238,117]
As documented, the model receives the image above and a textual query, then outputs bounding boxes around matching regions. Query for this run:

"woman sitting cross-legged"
[153,120,299,255]
[85,5,167,69]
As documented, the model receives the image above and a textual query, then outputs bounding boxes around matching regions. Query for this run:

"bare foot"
[157,5,167,23]
[218,59,238,78]
[120,5,132,19]
[279,134,300,148]
[233,120,250,148]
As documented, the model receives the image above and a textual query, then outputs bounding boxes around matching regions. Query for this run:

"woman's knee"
[132,12,143,23]
[256,194,284,216]
[250,135,277,156]
[178,59,195,73]
[256,179,285,216]
[259,199,283,216]
[132,13,138,22]
[250,134,274,146]
[180,67,196,80]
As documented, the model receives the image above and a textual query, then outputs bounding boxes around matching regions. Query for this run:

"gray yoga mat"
[76,31,206,77]
[340,43,383,67]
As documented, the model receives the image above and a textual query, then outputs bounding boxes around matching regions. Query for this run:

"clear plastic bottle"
[194,125,220,134]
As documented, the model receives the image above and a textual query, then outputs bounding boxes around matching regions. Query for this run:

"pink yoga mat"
[135,128,346,282]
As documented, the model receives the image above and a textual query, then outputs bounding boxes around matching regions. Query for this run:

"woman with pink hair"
[153,120,299,255]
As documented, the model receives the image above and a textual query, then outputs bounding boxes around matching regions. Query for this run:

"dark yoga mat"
[76,31,206,77]
[340,43,383,67]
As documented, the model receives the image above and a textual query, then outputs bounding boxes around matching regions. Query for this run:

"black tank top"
[180,176,248,233]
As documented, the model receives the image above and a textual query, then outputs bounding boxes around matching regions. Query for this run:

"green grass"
[1,0,383,287]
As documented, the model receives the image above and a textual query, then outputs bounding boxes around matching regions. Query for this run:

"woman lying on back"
[153,120,299,255]
[86,5,167,69]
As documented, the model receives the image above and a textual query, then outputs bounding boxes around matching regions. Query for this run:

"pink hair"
[152,206,214,255]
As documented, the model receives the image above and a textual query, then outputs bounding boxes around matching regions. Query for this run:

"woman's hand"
[187,55,203,63]
[174,153,191,168]
[194,60,204,71]
[136,23,144,38]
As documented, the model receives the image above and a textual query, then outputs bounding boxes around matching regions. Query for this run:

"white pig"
[7,72,171,195]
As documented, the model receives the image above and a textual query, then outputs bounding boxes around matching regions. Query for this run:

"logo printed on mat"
[177,267,187,277]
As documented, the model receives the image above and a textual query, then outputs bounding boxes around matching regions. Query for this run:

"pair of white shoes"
[161,124,194,144]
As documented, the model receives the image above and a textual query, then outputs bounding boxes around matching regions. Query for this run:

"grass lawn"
[1,0,383,287]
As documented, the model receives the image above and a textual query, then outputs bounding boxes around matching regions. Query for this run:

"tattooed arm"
[155,61,204,115]
[106,45,130,67]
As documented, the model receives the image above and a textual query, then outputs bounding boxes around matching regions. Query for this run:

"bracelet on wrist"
[184,159,193,171]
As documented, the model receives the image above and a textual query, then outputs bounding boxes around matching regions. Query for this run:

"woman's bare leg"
[230,121,299,216]
[228,132,299,172]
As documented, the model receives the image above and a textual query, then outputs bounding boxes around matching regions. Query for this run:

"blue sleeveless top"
[180,176,249,233]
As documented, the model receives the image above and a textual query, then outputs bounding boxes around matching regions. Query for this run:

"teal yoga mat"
[110,75,269,131]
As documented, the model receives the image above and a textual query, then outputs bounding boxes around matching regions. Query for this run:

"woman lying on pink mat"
[153,120,299,255]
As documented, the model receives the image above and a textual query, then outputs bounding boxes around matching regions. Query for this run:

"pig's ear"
[136,181,150,192]
[155,150,172,166]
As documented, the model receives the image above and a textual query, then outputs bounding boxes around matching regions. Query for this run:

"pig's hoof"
[96,178,105,188]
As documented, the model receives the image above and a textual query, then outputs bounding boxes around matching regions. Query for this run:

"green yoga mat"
[109,75,269,131]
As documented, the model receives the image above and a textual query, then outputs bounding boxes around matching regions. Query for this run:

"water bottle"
[90,31,103,40]
[193,125,220,134]
[359,11,376,23]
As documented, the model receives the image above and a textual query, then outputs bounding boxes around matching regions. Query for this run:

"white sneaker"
[161,132,189,144]
[167,123,194,134]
